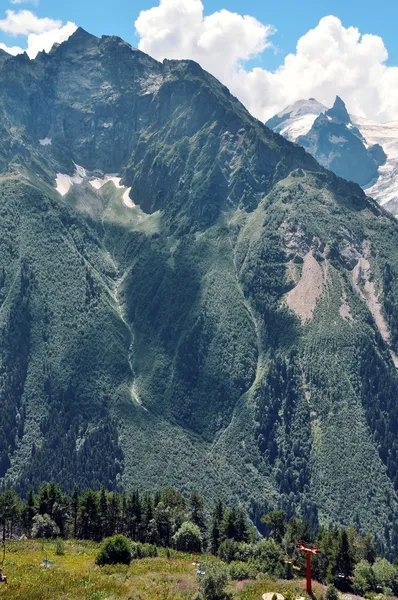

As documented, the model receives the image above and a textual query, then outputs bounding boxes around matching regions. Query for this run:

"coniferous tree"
[0,490,20,539]
[188,492,206,534]
[71,485,79,539]
[99,489,109,538]
[21,489,36,536]
[79,489,100,540]
[210,501,224,555]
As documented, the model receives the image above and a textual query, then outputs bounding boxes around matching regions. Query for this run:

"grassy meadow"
[0,539,318,600]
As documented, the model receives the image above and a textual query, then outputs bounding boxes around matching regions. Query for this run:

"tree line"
[1,484,398,594]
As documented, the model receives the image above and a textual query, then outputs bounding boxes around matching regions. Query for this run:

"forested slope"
[1,28,398,554]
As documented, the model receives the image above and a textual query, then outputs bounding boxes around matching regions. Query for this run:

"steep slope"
[1,29,398,553]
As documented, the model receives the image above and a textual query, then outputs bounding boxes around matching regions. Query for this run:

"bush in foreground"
[197,561,230,600]
[96,535,132,566]
[173,521,203,553]
[31,514,60,539]
[325,584,339,600]
[131,542,158,559]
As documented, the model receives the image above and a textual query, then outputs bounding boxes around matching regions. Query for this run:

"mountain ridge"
[266,96,398,211]
[1,29,398,554]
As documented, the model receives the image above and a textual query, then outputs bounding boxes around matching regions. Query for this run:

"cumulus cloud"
[25,21,77,58]
[0,41,24,55]
[135,0,275,83]
[0,10,76,59]
[135,1,398,123]
[0,9,60,35]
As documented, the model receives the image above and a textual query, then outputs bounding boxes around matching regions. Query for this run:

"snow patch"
[89,174,122,190]
[272,98,327,141]
[275,98,326,120]
[55,163,86,196]
[56,167,135,207]
[39,137,52,146]
[89,174,135,207]
[352,116,398,211]
[280,114,319,141]
[123,188,134,207]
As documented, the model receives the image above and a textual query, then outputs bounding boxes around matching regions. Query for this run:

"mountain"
[352,117,398,213]
[266,97,398,212]
[266,98,327,142]
[267,96,386,188]
[2,28,398,553]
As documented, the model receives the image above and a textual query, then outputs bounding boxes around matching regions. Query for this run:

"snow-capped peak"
[266,98,327,142]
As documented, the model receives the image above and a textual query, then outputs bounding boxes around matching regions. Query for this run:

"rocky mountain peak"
[326,95,351,124]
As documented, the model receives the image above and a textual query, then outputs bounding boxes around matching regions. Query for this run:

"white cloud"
[135,0,275,84]
[10,0,40,6]
[0,10,60,36]
[0,41,23,55]
[25,21,77,58]
[135,1,398,123]
[0,10,77,59]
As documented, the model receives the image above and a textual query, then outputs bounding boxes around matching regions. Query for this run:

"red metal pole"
[306,551,312,596]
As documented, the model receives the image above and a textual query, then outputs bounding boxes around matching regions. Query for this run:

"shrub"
[353,560,375,595]
[130,542,158,559]
[229,560,257,580]
[96,535,132,566]
[373,558,397,594]
[173,521,202,552]
[55,539,65,555]
[253,539,284,575]
[197,561,230,600]
[218,539,237,563]
[325,584,339,600]
[31,514,60,539]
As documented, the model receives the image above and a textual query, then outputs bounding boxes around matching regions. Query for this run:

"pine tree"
[336,530,354,582]
[79,489,100,540]
[71,485,79,538]
[21,489,36,536]
[261,509,286,543]
[99,489,109,538]
[188,492,206,534]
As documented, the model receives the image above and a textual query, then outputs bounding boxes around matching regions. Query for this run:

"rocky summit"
[2,28,398,554]
[267,96,386,188]
[267,97,398,215]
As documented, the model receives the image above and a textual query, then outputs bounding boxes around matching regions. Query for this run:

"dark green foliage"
[130,542,158,559]
[1,28,398,558]
[228,561,257,580]
[96,534,132,566]
[325,585,339,600]
[197,561,230,600]
[173,521,202,552]
[0,263,31,477]
[261,510,286,544]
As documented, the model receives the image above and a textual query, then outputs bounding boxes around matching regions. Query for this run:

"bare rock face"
[267,96,387,188]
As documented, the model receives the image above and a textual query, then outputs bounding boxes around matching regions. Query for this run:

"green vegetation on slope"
[1,28,398,557]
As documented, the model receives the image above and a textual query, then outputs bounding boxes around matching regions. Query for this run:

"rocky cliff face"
[295,96,386,187]
[266,97,396,204]
[2,29,398,553]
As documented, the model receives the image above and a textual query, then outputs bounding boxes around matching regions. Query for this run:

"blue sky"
[1,0,398,123]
